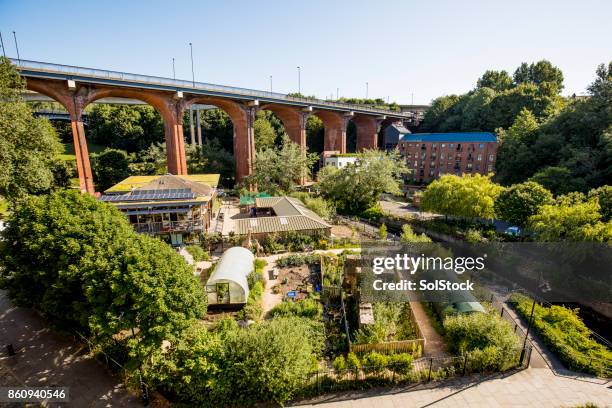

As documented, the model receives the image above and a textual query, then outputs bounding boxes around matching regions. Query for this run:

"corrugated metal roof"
[391,123,411,134]
[234,215,330,235]
[400,132,496,143]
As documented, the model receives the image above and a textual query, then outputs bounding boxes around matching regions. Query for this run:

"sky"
[0,0,610,105]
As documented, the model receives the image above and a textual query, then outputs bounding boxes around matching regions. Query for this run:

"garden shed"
[205,246,254,305]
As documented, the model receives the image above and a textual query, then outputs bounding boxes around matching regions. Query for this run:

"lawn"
[59,142,106,161]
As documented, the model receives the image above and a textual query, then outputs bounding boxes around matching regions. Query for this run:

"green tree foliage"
[129,142,168,175]
[400,224,432,243]
[420,174,502,219]
[513,60,564,95]
[187,139,235,186]
[528,195,611,242]
[149,317,324,407]
[317,150,408,214]
[476,70,513,91]
[494,181,554,227]
[0,190,206,361]
[0,57,63,201]
[306,115,325,153]
[269,298,322,319]
[420,60,566,133]
[495,108,540,184]
[588,185,612,221]
[244,136,318,194]
[495,62,612,191]
[87,104,164,152]
[90,148,131,191]
[378,223,388,240]
[254,111,279,151]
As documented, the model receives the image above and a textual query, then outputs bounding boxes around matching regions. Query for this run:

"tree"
[306,115,325,154]
[0,190,206,362]
[129,142,167,175]
[477,70,513,91]
[588,185,612,221]
[513,60,564,94]
[378,224,387,240]
[420,174,502,220]
[399,224,432,243]
[317,149,409,214]
[187,139,235,186]
[528,197,611,242]
[0,57,63,201]
[254,111,278,151]
[494,181,554,227]
[243,136,318,194]
[87,104,164,152]
[91,148,131,191]
[529,166,587,195]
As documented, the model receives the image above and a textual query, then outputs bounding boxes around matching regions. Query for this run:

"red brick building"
[398,132,497,182]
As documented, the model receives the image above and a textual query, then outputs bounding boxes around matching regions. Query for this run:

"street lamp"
[366,82,369,100]
[269,75,273,94]
[189,42,195,87]
[0,32,6,58]
[12,31,20,62]
[172,57,175,79]
[297,66,301,94]
[336,88,339,100]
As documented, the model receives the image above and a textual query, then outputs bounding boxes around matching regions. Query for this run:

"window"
[441,143,446,148]
[487,164,493,172]
[479,143,484,149]
[467,163,473,170]
[431,161,436,168]
[449,143,454,148]
[440,153,445,160]
[456,143,462,150]
[489,154,495,161]
[477,154,482,161]
[414,161,418,167]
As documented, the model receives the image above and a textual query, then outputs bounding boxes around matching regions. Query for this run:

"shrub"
[361,352,389,375]
[464,229,485,243]
[400,224,432,243]
[332,355,346,372]
[269,298,322,319]
[511,293,612,376]
[238,281,264,321]
[388,353,413,375]
[346,352,361,370]
[443,310,522,372]
[185,244,209,262]
[353,302,417,344]
[362,205,384,220]
[276,253,320,267]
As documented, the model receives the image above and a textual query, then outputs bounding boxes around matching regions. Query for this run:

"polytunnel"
[205,246,254,304]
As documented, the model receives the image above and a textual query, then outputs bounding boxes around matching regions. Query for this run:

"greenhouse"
[205,246,254,305]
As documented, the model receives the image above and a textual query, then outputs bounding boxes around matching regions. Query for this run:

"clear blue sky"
[0,0,610,104]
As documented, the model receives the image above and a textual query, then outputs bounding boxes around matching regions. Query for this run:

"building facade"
[383,122,411,150]
[398,132,497,182]
[99,174,219,246]
[322,154,358,169]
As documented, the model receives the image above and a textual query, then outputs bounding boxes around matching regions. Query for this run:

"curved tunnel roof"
[206,246,254,298]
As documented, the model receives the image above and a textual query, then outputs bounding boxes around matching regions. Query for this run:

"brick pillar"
[318,111,347,153]
[234,106,256,184]
[354,114,379,151]
[69,111,95,195]
[165,107,188,175]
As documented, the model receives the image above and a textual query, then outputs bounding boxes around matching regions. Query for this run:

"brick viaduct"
[17,60,407,194]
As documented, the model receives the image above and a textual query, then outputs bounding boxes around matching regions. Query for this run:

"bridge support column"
[354,115,379,151]
[70,113,95,195]
[165,106,188,175]
[233,106,256,184]
[318,111,348,153]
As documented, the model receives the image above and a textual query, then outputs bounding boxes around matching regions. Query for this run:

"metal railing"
[11,58,409,117]
[132,220,204,234]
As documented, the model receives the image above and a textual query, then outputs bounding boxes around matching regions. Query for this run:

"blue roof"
[400,132,496,143]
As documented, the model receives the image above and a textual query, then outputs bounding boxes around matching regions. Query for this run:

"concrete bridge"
[12,59,411,194]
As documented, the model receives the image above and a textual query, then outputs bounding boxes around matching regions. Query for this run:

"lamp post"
[12,31,20,63]
[366,82,369,100]
[189,42,195,87]
[297,66,301,94]
[0,32,6,58]
[172,57,175,79]
[336,88,339,100]
[269,75,273,94]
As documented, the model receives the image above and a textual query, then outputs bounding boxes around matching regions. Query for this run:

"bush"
[269,298,322,319]
[238,281,264,321]
[346,352,361,370]
[185,244,209,262]
[464,229,485,243]
[511,293,612,376]
[443,310,522,372]
[362,205,385,221]
[361,352,389,375]
[276,253,320,267]
[353,302,417,344]
[388,353,413,375]
[332,355,346,372]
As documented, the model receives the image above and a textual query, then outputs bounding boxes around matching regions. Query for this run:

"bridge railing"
[11,58,409,117]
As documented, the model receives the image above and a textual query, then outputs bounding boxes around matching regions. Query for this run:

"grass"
[59,142,106,161]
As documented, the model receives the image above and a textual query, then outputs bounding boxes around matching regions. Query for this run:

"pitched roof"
[400,132,496,143]
[390,123,411,134]
[235,196,331,235]
[139,174,212,196]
